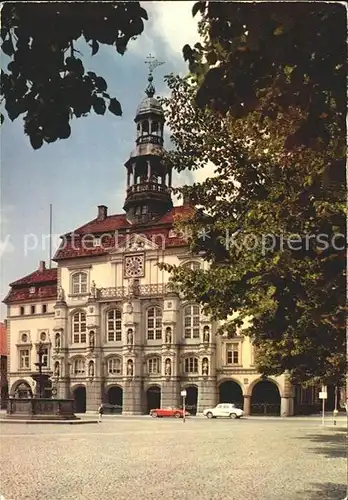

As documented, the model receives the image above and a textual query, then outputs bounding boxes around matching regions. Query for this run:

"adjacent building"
[0,321,8,408]
[3,68,338,416]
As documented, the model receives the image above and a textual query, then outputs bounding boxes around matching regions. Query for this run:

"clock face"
[124,254,144,278]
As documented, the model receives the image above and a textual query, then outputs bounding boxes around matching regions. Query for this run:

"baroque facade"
[5,68,336,417]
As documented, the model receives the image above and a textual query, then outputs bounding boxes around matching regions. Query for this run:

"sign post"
[319,385,327,426]
[181,390,187,423]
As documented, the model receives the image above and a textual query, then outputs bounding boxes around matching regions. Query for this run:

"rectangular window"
[226,343,240,365]
[42,304,47,314]
[31,305,36,315]
[20,306,25,315]
[39,347,49,368]
[19,349,30,369]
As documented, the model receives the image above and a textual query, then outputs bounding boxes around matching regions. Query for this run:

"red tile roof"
[0,322,7,356]
[10,267,58,286]
[3,285,57,304]
[54,205,194,261]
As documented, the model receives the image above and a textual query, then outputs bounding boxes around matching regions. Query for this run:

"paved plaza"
[1,417,347,500]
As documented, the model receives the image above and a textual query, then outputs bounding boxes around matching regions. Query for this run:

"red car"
[149,407,190,418]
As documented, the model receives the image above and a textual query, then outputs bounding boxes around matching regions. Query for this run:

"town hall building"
[4,66,333,417]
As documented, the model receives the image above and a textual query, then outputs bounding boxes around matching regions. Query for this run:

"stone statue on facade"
[127,328,133,345]
[88,360,94,377]
[202,358,209,376]
[54,361,60,377]
[165,327,172,345]
[90,280,97,298]
[89,331,95,348]
[203,327,210,343]
[165,358,171,376]
[57,286,65,301]
[127,360,134,376]
[55,333,61,349]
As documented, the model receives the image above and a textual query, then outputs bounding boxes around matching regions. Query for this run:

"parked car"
[101,403,122,415]
[203,403,244,419]
[150,407,190,418]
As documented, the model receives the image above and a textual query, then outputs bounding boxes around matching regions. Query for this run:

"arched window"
[151,121,158,134]
[107,309,122,342]
[184,357,199,374]
[142,120,149,134]
[73,358,85,375]
[107,358,122,375]
[73,311,87,343]
[147,307,162,340]
[184,305,200,339]
[72,272,88,295]
[148,357,160,374]
[183,261,200,271]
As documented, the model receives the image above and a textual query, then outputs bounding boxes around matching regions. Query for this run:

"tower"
[123,55,173,224]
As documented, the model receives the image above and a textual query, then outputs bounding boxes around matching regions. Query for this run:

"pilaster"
[123,378,143,414]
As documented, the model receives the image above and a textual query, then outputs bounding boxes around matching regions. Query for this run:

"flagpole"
[49,204,52,268]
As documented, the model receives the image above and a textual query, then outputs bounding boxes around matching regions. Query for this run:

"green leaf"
[108,98,122,116]
[1,38,14,56]
[95,76,107,92]
[29,134,43,150]
[91,40,99,56]
[192,1,204,17]
[92,97,106,115]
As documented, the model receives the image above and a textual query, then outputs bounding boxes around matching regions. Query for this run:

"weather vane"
[145,54,165,76]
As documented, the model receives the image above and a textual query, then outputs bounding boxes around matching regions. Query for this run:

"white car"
[203,403,244,419]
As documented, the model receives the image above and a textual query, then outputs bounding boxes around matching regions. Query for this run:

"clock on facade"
[124,254,145,278]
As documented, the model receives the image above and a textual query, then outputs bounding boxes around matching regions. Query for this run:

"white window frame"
[184,357,198,374]
[183,261,200,271]
[73,358,85,375]
[183,305,200,339]
[226,343,240,365]
[19,348,30,369]
[148,357,160,374]
[72,311,87,343]
[106,309,122,342]
[107,357,122,375]
[147,307,162,340]
[72,272,88,295]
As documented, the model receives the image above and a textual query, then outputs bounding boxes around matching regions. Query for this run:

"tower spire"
[144,54,164,97]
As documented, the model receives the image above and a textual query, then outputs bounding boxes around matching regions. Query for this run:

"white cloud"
[129,1,200,60]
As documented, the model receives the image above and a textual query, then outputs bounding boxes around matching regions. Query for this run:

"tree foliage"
[0,2,148,149]
[160,1,346,386]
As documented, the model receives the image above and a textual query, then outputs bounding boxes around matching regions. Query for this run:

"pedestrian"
[98,403,104,422]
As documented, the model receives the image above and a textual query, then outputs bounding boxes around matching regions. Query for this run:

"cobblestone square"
[1,418,347,500]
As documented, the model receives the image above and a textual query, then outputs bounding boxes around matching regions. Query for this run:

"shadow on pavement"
[297,428,347,459]
[295,482,347,499]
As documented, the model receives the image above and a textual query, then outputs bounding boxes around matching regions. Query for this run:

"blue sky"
[0,2,202,319]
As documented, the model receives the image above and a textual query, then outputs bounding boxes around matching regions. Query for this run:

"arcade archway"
[219,380,243,409]
[146,386,161,413]
[107,386,123,413]
[72,386,86,413]
[11,380,33,398]
[185,385,198,415]
[251,380,281,416]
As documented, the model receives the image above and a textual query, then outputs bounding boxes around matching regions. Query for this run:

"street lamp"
[181,389,187,423]
[34,342,45,398]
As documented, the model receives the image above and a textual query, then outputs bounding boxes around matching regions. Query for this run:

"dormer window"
[93,237,101,247]
[29,287,36,294]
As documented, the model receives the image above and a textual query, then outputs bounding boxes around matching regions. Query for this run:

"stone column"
[86,379,103,412]
[123,378,143,415]
[243,395,251,416]
[161,379,180,408]
[197,379,217,414]
[281,397,291,417]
